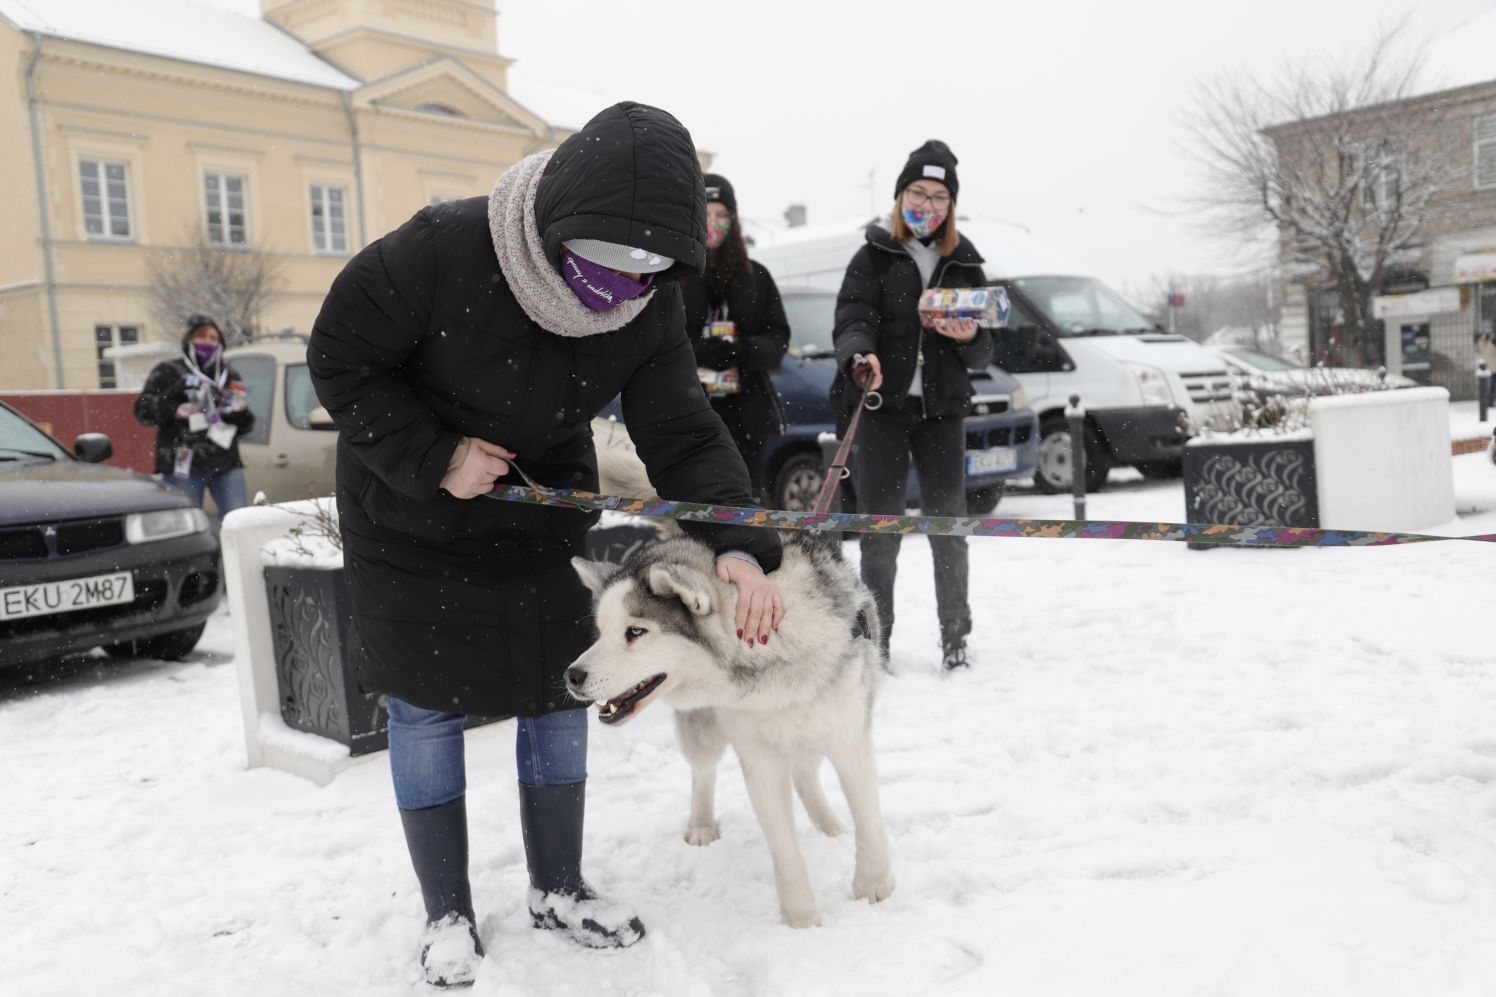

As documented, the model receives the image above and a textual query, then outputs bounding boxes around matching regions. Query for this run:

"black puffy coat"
[680,260,790,445]
[830,225,995,430]
[307,103,781,719]
[134,353,256,476]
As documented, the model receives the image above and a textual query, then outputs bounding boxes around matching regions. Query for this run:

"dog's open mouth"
[596,674,667,726]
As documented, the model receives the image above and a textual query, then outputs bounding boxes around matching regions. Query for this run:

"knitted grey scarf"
[488,150,654,338]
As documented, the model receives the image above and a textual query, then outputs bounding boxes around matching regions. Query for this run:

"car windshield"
[1010,276,1157,336]
[1224,347,1302,372]
[0,406,69,462]
[780,291,837,357]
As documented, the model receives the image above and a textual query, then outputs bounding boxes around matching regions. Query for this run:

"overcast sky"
[210,0,1496,291]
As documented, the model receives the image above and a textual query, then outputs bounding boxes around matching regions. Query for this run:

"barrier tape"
[484,469,1494,549]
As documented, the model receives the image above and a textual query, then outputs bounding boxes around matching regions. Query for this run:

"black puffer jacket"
[830,224,995,430]
[680,260,790,439]
[134,352,256,476]
[307,102,780,718]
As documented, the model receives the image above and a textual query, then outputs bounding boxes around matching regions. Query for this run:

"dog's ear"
[572,557,621,596]
[647,563,714,616]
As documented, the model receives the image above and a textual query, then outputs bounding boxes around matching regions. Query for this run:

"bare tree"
[1186,23,1460,365]
[148,234,283,345]
[1130,271,1282,348]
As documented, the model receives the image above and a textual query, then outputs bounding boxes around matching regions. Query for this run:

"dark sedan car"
[0,402,221,669]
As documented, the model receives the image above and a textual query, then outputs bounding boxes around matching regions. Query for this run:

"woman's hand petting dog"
[716,557,784,648]
[441,436,516,499]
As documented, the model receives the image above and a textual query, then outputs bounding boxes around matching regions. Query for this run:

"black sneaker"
[941,639,971,671]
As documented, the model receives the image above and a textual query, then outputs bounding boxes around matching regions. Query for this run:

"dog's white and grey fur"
[568,532,893,928]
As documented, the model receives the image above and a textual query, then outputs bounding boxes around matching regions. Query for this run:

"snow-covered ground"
[5,454,1496,997]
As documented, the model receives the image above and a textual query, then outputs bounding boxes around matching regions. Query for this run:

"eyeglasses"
[904,188,951,210]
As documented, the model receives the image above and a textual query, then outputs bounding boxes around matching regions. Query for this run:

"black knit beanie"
[893,140,959,202]
[703,173,737,214]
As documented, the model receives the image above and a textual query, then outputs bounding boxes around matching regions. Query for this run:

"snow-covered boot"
[399,797,484,987]
[518,781,646,949]
[941,636,971,672]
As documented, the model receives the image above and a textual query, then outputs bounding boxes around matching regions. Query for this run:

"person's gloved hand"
[693,336,738,371]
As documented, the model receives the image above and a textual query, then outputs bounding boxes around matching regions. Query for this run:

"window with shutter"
[1476,117,1496,189]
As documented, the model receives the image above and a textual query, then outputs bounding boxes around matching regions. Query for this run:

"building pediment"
[352,58,547,135]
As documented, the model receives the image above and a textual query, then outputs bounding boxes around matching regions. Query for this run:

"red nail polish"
[737,629,743,639]
[759,635,768,645]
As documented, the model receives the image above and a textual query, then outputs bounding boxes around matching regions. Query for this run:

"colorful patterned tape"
[486,484,1496,549]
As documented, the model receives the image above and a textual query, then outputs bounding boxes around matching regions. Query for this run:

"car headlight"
[125,507,210,544]
[1009,386,1030,411]
[1122,361,1174,406]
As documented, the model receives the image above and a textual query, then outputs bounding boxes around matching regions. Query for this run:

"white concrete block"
[1310,387,1455,533]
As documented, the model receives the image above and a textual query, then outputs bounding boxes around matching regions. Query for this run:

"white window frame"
[94,323,140,389]
[78,157,134,242]
[309,183,349,254]
[204,171,249,246]
[1476,116,1496,191]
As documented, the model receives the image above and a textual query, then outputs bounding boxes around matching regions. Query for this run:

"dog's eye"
[625,626,648,643]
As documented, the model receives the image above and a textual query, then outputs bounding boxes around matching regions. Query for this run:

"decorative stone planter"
[1182,433,1319,537]
[264,562,388,755]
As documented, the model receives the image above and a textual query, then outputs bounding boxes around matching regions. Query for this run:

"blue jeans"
[387,698,589,811]
[168,467,246,516]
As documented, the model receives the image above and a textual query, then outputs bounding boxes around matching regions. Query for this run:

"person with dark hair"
[133,315,254,515]
[679,173,790,502]
[307,103,784,987]
[831,140,994,672]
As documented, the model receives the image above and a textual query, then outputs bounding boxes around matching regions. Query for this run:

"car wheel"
[104,622,207,662]
[1134,458,1183,480]
[965,483,1004,515]
[1035,414,1111,495]
[772,452,829,511]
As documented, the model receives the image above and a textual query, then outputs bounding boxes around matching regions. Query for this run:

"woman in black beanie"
[831,140,994,671]
[679,174,790,502]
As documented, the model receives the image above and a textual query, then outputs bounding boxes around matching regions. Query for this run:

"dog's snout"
[565,665,588,689]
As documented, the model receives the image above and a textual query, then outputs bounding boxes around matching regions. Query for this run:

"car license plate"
[966,447,1017,475]
[0,571,135,622]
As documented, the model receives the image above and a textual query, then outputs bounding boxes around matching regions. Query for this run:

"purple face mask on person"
[560,251,654,311]
[192,342,219,366]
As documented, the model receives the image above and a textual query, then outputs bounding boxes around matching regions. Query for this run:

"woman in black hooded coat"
[308,102,783,984]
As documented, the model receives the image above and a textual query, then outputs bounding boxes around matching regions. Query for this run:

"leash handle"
[808,357,883,515]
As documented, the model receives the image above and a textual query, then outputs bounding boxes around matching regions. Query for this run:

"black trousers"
[853,404,970,650]
[712,393,776,502]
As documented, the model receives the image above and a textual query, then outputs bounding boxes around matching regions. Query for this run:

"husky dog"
[567,532,893,928]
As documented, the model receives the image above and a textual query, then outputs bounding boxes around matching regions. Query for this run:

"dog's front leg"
[738,747,819,928]
[675,710,727,846]
[829,734,894,904]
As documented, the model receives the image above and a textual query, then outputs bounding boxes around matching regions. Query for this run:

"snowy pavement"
[4,455,1496,996]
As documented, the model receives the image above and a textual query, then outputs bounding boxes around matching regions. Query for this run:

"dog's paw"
[853,867,895,904]
[683,822,720,847]
[780,902,822,929]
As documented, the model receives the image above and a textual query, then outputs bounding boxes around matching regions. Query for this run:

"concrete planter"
[1181,387,1455,545]
[1183,435,1319,536]
[264,563,387,756]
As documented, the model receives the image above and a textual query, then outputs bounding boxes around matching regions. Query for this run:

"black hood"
[533,101,707,282]
[0,460,193,527]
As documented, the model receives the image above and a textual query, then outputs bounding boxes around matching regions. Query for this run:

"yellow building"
[0,0,574,390]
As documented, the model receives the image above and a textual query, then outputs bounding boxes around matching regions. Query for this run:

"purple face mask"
[560,251,654,311]
[192,342,219,366]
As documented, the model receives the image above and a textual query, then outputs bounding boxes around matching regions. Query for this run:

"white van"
[753,217,1235,492]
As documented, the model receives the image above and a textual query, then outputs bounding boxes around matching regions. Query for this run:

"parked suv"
[225,337,339,503]
[0,401,220,668]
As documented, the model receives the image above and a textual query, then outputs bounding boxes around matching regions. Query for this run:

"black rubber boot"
[518,781,646,949]
[941,636,971,671]
[399,797,483,987]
